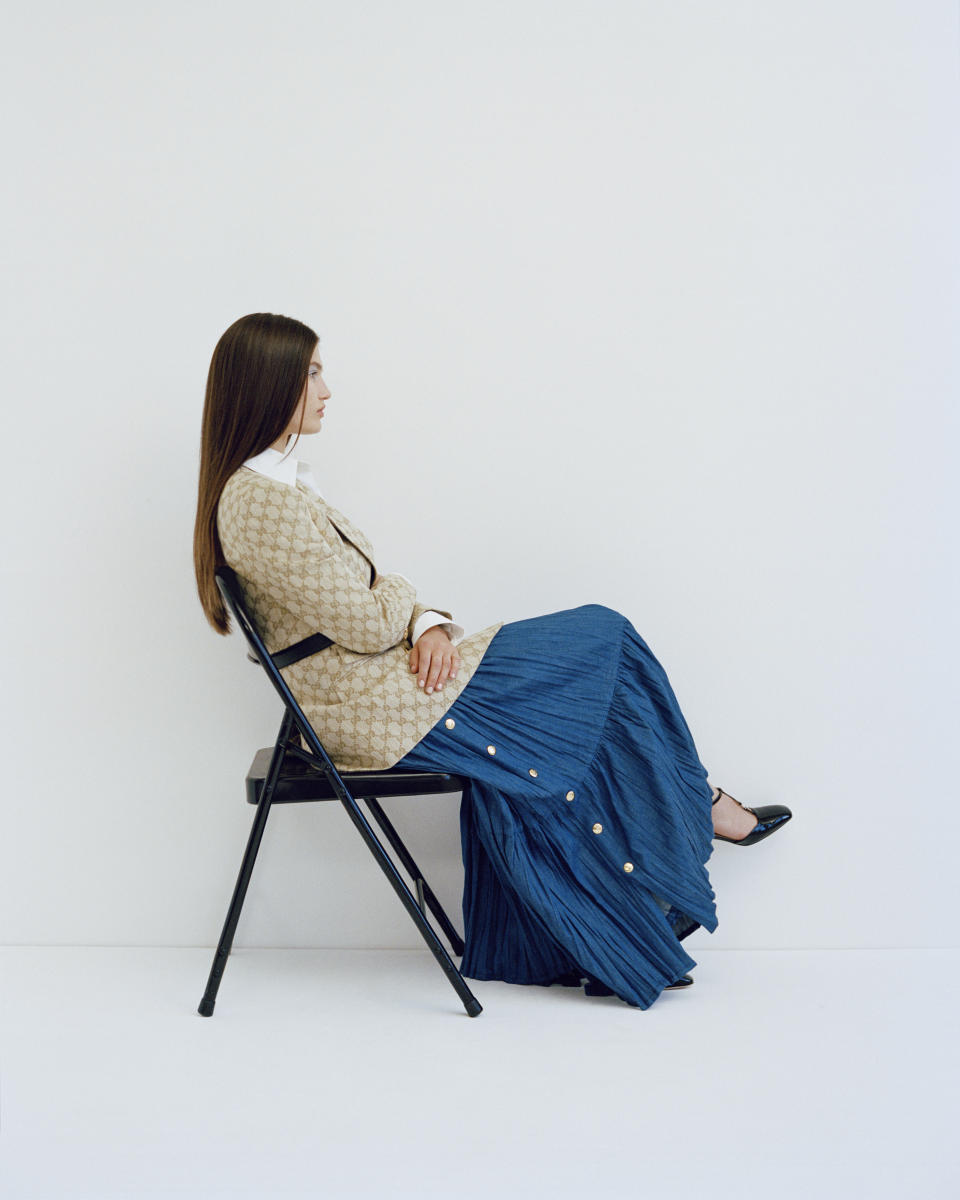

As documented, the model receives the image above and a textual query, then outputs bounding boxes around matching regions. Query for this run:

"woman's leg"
[709,783,760,841]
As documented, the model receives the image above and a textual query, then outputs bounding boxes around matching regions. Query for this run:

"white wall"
[2,0,956,954]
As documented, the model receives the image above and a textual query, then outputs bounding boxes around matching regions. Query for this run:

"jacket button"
[528,768,538,777]
[445,718,456,730]
[565,790,575,802]
[592,823,603,834]
[623,862,634,873]
[487,745,497,756]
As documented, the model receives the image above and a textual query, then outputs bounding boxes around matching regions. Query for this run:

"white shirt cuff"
[412,611,465,647]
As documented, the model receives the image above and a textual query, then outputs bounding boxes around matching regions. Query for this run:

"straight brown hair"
[194,312,319,633]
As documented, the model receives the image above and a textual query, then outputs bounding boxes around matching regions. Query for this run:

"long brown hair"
[194,312,318,633]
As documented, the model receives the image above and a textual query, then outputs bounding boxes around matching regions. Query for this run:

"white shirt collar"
[243,439,322,497]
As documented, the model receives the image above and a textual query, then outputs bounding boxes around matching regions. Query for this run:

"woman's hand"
[409,627,461,695]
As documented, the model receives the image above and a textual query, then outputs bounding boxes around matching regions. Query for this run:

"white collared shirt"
[241,442,464,646]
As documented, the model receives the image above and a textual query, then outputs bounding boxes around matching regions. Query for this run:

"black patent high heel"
[548,970,694,995]
[712,787,793,845]
[583,973,693,995]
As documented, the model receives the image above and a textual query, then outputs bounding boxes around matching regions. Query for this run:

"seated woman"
[193,312,792,1009]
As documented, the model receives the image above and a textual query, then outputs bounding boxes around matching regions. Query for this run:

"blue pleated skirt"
[395,604,719,1009]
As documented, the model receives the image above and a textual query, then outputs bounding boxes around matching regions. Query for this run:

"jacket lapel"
[298,483,377,577]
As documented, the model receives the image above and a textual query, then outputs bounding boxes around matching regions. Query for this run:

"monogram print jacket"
[217,467,503,770]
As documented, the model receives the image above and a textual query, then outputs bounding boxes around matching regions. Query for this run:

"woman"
[194,312,792,1009]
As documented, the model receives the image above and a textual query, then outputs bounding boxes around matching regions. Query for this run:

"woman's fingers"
[415,646,433,690]
[412,630,462,693]
[436,648,461,691]
[425,654,442,693]
[418,648,458,693]
[424,648,444,693]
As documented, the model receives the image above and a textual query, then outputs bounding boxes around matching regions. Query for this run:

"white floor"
[1,946,957,1200]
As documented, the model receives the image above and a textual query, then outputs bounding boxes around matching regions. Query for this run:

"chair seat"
[245,746,467,805]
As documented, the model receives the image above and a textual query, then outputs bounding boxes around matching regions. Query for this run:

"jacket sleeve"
[407,605,463,645]
[407,602,445,642]
[223,481,417,654]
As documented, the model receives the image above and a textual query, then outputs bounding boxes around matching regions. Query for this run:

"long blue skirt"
[395,604,719,1009]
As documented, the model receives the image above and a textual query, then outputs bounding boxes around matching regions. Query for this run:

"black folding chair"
[198,566,482,1018]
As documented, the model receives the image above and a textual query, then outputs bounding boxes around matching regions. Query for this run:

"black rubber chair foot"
[198,998,215,1017]
[465,999,483,1017]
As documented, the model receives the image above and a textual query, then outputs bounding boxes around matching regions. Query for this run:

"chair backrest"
[214,566,340,778]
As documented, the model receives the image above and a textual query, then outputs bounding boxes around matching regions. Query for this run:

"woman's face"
[271,342,330,449]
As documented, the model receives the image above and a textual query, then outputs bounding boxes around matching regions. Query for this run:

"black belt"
[271,631,334,669]
[269,564,370,670]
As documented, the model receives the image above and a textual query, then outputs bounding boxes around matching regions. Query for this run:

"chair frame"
[197,566,482,1018]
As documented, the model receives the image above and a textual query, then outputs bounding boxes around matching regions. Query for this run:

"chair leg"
[338,794,482,1017]
[297,748,481,1017]
[364,796,466,958]
[198,710,294,1017]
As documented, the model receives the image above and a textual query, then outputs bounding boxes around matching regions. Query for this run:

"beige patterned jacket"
[217,467,503,770]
